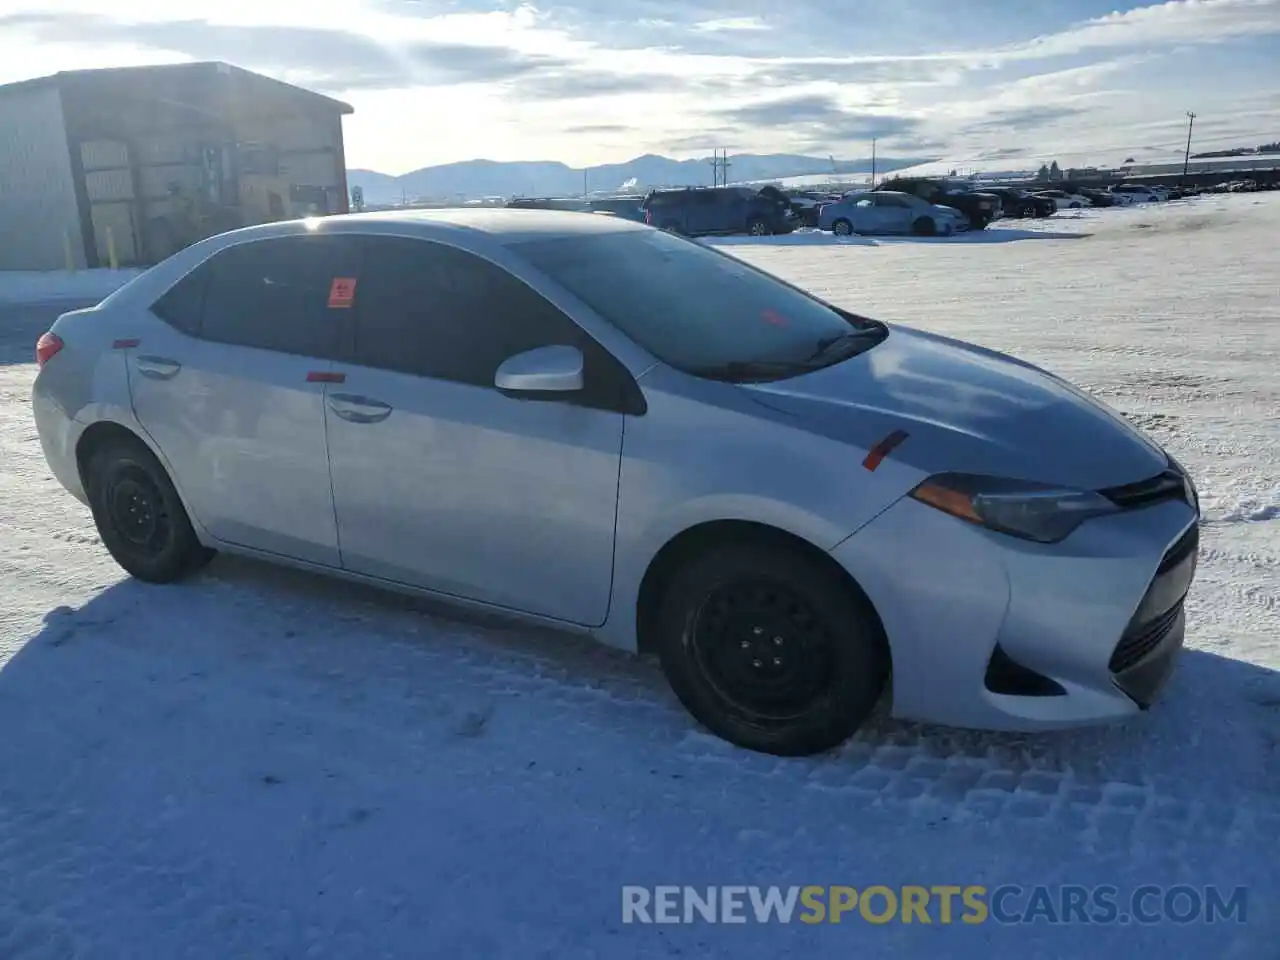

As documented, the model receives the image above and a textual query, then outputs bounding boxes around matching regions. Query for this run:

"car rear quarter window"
[199,235,359,360]
[150,265,209,335]
[351,236,639,412]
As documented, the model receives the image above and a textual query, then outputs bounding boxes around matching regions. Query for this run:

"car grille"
[1110,602,1182,672]
[1108,523,1198,673]
[1157,521,1199,575]
[1100,469,1187,509]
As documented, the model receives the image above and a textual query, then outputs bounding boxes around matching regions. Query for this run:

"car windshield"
[511,229,886,381]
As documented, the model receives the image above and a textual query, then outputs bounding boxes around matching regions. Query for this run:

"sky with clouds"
[0,0,1277,174]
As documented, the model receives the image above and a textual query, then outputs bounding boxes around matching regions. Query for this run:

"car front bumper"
[830,490,1198,731]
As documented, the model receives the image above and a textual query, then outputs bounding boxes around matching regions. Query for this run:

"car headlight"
[909,472,1119,544]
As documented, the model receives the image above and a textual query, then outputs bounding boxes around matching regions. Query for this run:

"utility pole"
[707,149,720,187]
[1182,111,1196,180]
[870,138,877,188]
[721,151,731,186]
[583,168,588,198]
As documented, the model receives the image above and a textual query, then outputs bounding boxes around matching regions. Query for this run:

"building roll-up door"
[80,138,140,266]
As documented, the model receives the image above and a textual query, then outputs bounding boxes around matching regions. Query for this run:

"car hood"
[743,325,1168,490]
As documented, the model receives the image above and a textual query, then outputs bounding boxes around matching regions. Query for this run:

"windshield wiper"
[806,329,881,364]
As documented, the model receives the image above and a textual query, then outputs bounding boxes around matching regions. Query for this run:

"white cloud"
[0,0,1277,171]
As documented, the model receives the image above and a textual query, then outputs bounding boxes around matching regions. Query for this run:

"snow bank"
[0,268,143,305]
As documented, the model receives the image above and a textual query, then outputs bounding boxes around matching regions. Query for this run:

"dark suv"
[641,187,796,237]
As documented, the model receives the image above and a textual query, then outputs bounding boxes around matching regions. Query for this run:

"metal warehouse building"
[0,62,353,271]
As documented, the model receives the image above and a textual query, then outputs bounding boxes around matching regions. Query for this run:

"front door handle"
[135,355,182,380]
[327,393,393,424]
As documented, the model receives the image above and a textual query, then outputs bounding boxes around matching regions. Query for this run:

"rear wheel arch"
[75,421,202,533]
[635,519,890,663]
[75,421,153,491]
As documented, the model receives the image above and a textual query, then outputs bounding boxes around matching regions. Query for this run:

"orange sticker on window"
[761,309,788,327]
[328,277,357,308]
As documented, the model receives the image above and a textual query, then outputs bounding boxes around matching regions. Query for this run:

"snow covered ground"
[0,194,1276,958]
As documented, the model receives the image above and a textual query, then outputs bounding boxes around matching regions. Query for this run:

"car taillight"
[36,332,64,367]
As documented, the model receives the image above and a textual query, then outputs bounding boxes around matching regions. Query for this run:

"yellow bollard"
[63,230,75,273]
[107,226,119,270]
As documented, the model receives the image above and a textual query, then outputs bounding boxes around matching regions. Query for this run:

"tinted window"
[151,265,209,335]
[200,235,358,359]
[352,236,639,410]
[512,229,885,377]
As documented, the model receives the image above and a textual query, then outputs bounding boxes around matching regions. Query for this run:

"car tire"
[654,541,889,756]
[1070,202,1081,209]
[831,218,854,236]
[912,216,936,237]
[746,217,770,236]
[86,436,215,583]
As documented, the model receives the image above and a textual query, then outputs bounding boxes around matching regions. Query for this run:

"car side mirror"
[494,345,584,394]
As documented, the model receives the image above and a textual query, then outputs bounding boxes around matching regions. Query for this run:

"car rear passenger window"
[199,235,359,360]
[352,236,638,411]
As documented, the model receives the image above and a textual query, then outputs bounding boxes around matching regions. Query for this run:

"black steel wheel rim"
[106,465,171,554]
[749,221,768,235]
[689,580,834,721]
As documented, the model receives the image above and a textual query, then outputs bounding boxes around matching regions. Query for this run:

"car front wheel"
[86,436,214,583]
[831,218,854,236]
[655,541,889,756]
[746,217,770,236]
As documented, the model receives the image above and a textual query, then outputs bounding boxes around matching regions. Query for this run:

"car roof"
[216,207,648,247]
[99,208,646,309]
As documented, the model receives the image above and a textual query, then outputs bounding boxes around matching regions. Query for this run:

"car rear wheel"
[86,436,214,583]
[655,542,889,756]
[912,216,936,237]
[746,217,770,236]
[831,218,854,236]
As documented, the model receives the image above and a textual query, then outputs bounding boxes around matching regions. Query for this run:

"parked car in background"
[588,196,646,222]
[506,197,591,212]
[985,188,1054,218]
[1109,184,1164,204]
[1078,188,1118,208]
[1033,189,1093,211]
[784,192,830,227]
[642,186,797,237]
[818,191,969,237]
[32,208,1201,757]
[876,177,1001,229]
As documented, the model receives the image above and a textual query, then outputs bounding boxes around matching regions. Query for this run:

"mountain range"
[347,152,933,204]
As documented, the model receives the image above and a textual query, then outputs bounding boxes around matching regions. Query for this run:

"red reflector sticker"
[761,309,788,327]
[862,429,909,472]
[306,371,346,383]
[328,277,357,309]
[112,338,140,349]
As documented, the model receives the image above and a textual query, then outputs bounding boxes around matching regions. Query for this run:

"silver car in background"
[33,210,1199,757]
[818,190,970,237]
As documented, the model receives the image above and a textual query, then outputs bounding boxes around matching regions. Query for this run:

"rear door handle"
[135,355,182,380]
[327,393,393,424]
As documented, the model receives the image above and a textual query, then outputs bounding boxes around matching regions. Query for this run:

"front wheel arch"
[635,520,889,664]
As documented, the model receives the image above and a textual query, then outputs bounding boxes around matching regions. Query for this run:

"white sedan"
[1033,190,1093,211]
